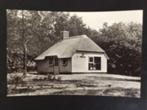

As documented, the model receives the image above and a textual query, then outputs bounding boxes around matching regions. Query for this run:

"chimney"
[62,31,69,39]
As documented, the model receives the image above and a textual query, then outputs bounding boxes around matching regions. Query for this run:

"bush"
[47,74,61,81]
[8,75,26,89]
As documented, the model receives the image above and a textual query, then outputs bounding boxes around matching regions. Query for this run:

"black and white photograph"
[7,9,143,97]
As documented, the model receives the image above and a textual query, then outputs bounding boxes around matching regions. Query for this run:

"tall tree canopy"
[95,22,142,76]
[7,10,142,76]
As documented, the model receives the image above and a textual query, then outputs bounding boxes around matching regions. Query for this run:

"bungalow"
[35,31,109,74]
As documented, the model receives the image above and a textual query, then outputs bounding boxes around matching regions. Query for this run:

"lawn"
[7,72,140,97]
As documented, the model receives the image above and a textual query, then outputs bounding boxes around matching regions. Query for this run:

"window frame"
[88,56,101,70]
[49,57,53,65]
[54,57,58,66]
[62,58,68,66]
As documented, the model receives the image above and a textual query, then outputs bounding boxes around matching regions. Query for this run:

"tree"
[21,10,27,76]
[67,15,86,36]
[96,22,142,76]
[7,10,142,76]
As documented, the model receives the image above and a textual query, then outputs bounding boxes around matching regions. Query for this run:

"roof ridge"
[63,34,87,40]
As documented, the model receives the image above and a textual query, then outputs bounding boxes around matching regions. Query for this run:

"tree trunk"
[23,42,27,76]
[22,10,27,76]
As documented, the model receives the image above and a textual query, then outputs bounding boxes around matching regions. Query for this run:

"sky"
[69,10,143,30]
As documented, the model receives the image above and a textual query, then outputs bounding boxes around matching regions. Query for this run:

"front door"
[53,57,59,74]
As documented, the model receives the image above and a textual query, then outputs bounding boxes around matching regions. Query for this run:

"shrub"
[47,74,61,81]
[8,75,25,89]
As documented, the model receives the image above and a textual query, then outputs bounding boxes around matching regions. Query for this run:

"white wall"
[71,52,107,73]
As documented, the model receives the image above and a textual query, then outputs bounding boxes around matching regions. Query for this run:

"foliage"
[7,10,142,76]
[47,74,61,81]
[8,74,25,89]
[94,22,142,76]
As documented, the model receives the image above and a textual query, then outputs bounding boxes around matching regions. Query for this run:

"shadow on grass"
[50,87,140,97]
[10,88,36,94]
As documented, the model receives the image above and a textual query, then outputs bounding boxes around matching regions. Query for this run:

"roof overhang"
[76,50,109,60]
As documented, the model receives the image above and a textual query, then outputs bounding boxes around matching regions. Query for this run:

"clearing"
[7,73,140,97]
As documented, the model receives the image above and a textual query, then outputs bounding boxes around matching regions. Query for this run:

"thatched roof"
[35,35,108,60]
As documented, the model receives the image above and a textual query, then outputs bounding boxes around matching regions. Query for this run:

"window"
[89,63,94,70]
[49,57,53,65]
[62,58,68,66]
[94,57,101,70]
[88,57,101,70]
[89,57,93,62]
[55,57,58,66]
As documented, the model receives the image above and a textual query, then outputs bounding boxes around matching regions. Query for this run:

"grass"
[7,72,140,97]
